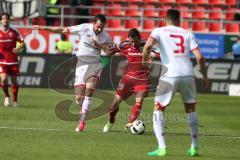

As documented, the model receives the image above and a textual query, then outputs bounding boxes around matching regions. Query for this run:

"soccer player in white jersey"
[33,14,116,132]
[142,9,209,157]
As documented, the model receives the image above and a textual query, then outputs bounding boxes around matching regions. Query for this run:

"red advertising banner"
[17,28,151,54]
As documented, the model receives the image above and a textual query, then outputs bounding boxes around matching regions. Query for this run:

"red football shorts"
[116,75,149,100]
[0,64,19,76]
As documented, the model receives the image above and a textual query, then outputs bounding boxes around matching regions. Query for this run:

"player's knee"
[154,102,166,111]
[85,87,95,97]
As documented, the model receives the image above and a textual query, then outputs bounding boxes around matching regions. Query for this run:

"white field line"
[0,126,240,139]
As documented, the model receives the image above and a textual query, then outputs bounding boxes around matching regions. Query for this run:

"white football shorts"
[155,76,197,107]
[74,57,103,86]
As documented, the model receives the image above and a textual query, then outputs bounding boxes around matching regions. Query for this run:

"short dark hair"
[61,34,67,41]
[1,12,10,20]
[128,28,141,39]
[94,14,107,23]
[166,9,180,22]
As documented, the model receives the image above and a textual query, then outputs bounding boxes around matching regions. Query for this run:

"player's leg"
[103,95,121,132]
[10,75,19,107]
[75,77,98,132]
[129,81,149,123]
[179,77,198,156]
[103,77,132,132]
[9,64,20,107]
[75,84,85,106]
[147,77,175,156]
[129,92,144,123]
[0,65,10,106]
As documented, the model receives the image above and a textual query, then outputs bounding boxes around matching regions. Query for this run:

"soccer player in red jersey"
[103,28,159,132]
[0,13,25,107]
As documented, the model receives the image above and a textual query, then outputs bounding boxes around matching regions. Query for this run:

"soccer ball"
[130,120,146,135]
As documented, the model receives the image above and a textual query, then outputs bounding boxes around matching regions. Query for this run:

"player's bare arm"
[92,40,118,56]
[32,25,68,33]
[142,37,156,65]
[192,48,209,88]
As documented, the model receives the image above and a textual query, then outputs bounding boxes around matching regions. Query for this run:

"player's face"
[129,36,140,47]
[93,20,105,35]
[1,15,10,27]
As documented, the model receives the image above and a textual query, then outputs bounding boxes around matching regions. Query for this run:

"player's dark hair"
[166,9,180,23]
[61,34,67,41]
[94,14,107,23]
[128,28,141,39]
[1,12,10,20]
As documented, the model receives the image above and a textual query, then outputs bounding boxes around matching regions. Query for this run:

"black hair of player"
[128,28,141,40]
[1,12,10,20]
[94,14,107,24]
[166,9,180,23]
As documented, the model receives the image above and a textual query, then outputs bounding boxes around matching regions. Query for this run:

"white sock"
[187,112,199,148]
[80,96,93,121]
[153,110,166,149]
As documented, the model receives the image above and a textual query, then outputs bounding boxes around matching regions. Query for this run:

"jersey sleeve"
[14,29,24,42]
[67,25,83,34]
[189,32,199,51]
[150,28,159,42]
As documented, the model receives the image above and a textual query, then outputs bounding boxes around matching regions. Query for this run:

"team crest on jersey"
[9,32,13,37]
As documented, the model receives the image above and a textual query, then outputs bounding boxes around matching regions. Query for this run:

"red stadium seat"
[108,19,122,28]
[125,19,139,29]
[90,4,104,16]
[195,0,208,5]
[159,5,172,18]
[158,20,166,27]
[128,0,141,2]
[209,0,222,5]
[143,19,155,29]
[125,4,139,17]
[176,0,190,5]
[158,0,175,3]
[209,7,222,19]
[143,4,157,17]
[143,0,156,2]
[192,21,207,31]
[209,22,222,32]
[191,6,206,19]
[225,0,237,6]
[107,4,122,16]
[181,21,189,29]
[177,6,190,18]
[32,18,46,25]
[225,8,239,20]
[225,23,239,32]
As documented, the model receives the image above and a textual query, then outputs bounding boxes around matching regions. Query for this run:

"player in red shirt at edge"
[0,13,25,107]
[103,28,159,132]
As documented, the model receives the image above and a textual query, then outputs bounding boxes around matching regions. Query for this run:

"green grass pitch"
[0,88,240,160]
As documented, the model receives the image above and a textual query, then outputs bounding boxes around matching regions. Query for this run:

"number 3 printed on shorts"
[170,34,185,54]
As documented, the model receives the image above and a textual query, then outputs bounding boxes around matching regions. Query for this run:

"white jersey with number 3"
[150,25,198,77]
[67,23,112,58]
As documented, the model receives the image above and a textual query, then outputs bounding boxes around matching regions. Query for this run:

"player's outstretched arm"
[32,25,68,33]
[192,48,209,88]
[142,37,156,65]
[92,40,119,56]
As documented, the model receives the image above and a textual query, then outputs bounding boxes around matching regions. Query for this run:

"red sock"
[12,85,19,102]
[129,102,142,123]
[109,106,119,123]
[1,84,9,97]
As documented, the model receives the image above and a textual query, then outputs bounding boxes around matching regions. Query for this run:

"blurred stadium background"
[0,0,240,160]
[0,0,239,94]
